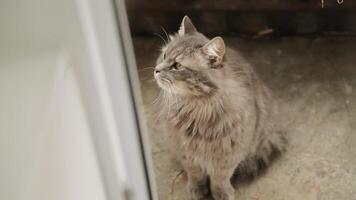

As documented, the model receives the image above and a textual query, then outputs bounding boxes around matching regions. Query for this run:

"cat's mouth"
[154,73,173,90]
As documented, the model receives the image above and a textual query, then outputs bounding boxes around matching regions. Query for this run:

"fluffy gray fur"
[154,16,287,200]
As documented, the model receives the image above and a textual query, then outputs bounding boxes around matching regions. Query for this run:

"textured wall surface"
[125,0,356,36]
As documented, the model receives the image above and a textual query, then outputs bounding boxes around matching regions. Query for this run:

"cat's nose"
[154,69,160,74]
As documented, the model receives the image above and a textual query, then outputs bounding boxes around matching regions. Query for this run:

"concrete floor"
[133,37,356,200]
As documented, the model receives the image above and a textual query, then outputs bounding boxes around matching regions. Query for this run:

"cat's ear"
[202,37,225,65]
[178,16,197,36]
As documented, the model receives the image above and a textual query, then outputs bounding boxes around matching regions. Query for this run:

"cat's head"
[154,16,226,97]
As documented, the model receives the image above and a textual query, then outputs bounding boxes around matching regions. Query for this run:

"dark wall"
[125,0,356,37]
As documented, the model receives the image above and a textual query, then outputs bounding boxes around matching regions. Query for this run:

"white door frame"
[75,0,157,199]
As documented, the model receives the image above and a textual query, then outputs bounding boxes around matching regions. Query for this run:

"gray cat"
[154,16,286,200]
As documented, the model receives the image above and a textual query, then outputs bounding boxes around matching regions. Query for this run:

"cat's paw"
[187,183,210,200]
[211,184,235,200]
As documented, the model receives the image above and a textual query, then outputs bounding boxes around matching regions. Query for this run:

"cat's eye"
[163,52,166,59]
[170,62,182,70]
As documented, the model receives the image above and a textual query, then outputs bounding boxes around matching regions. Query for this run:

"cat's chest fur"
[164,96,250,165]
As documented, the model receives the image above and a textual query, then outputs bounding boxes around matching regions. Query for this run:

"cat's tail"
[231,130,287,185]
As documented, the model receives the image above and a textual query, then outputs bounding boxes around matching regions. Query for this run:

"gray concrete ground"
[133,37,356,200]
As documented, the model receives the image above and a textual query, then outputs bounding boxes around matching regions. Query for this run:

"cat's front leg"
[210,170,235,200]
[184,162,210,200]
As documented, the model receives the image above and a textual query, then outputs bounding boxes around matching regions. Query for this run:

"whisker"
[138,76,154,83]
[160,26,170,42]
[152,92,162,104]
[137,73,153,79]
[138,67,155,72]
[139,66,155,70]
[172,87,179,111]
[152,91,163,105]
[167,85,173,118]
[159,77,173,84]
[153,32,167,45]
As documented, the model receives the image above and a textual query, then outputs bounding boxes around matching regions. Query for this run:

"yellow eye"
[171,62,182,70]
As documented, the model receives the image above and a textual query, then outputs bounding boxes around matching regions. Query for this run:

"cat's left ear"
[178,16,197,36]
[202,37,225,65]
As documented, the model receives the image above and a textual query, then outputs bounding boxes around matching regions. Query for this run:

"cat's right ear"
[201,37,226,66]
[178,16,197,36]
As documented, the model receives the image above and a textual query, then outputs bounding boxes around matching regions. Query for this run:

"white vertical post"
[75,0,155,199]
